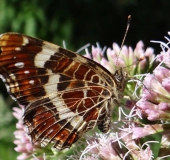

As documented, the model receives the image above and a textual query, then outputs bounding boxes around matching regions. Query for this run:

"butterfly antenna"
[116,15,131,66]
[120,15,131,52]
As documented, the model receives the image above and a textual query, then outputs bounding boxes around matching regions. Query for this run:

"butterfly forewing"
[0,33,127,150]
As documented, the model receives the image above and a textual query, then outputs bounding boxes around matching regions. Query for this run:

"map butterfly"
[0,33,127,150]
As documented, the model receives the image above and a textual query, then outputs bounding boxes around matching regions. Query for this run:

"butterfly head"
[112,68,127,92]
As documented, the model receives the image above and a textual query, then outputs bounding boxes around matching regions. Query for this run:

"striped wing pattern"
[0,33,127,150]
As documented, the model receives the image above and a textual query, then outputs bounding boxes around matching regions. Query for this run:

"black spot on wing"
[58,47,77,58]
[57,81,70,91]
[39,75,49,85]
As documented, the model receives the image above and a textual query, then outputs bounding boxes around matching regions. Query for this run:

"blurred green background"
[0,0,170,159]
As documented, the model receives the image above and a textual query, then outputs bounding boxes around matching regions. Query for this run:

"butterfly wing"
[0,33,118,150]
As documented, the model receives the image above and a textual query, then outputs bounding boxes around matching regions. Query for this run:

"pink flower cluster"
[136,65,170,121]
[81,132,153,160]
[84,41,154,75]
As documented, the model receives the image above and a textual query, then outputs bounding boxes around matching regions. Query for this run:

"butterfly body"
[0,33,127,150]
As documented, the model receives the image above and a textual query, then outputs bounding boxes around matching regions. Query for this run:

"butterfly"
[0,33,127,150]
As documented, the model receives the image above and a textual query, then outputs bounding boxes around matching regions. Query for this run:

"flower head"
[136,48,170,121]
[84,41,155,76]
[134,33,170,159]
